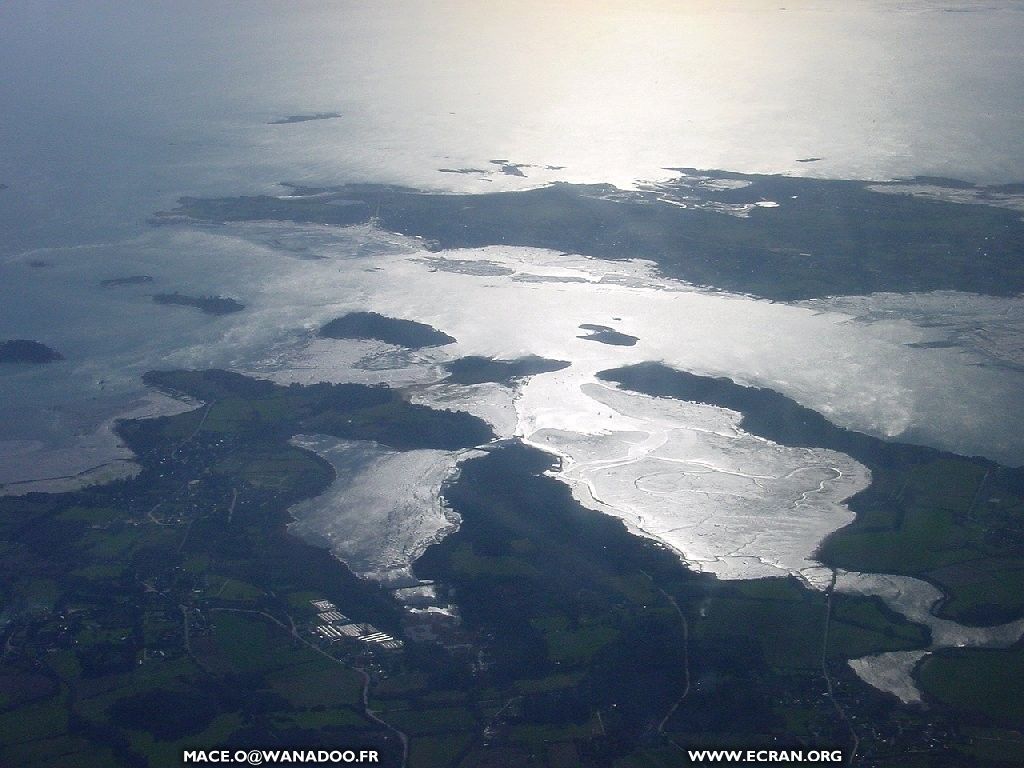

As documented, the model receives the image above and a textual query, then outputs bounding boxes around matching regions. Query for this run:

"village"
[305,578,477,664]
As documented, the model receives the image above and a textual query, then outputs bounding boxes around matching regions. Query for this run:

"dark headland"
[319,312,455,348]
[268,112,341,125]
[171,172,1024,300]
[578,324,639,346]
[152,293,245,315]
[443,355,570,385]
[0,339,64,364]
[101,275,154,288]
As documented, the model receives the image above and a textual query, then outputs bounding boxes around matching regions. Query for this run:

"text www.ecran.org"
[688,749,844,764]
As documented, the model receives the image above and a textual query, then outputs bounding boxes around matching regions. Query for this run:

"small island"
[153,292,245,316]
[0,339,64,364]
[101,275,154,288]
[443,355,570,385]
[319,312,455,348]
[268,112,341,125]
[577,323,639,346]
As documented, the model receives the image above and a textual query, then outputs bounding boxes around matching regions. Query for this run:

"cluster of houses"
[310,600,403,652]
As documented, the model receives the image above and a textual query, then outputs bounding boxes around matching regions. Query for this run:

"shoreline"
[0,389,201,496]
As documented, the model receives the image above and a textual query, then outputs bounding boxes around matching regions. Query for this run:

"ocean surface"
[4,0,1024,250]
[2,0,1023,529]
[0,0,1021,485]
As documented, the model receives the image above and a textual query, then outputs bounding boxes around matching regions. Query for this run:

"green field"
[2,364,1018,766]
[917,645,1024,726]
[0,370,486,767]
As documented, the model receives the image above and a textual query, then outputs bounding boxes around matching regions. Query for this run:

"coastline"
[0,389,200,496]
